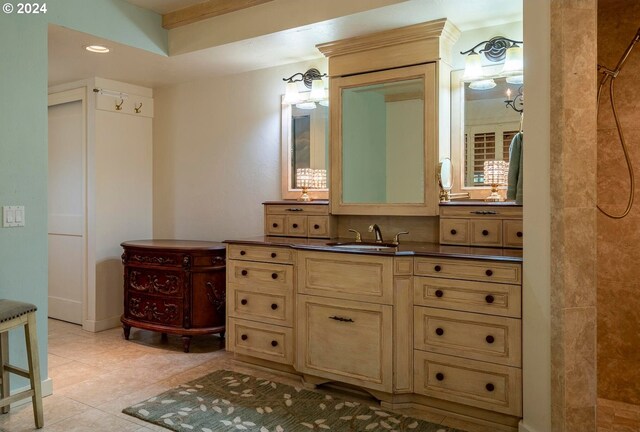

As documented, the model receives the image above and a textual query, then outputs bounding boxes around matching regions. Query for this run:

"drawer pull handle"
[292,223,299,228]
[272,223,279,228]
[485,294,495,304]
[450,229,457,235]
[435,373,444,381]
[482,229,489,236]
[241,334,248,341]
[486,383,495,392]
[329,316,354,323]
[241,270,248,276]
[486,335,495,344]
[240,299,248,305]
[517,231,523,238]
[434,265,442,272]
[471,210,498,215]
[240,250,246,256]
[435,289,444,298]
[286,208,304,212]
[271,273,278,280]
[271,340,278,347]
[271,303,278,310]
[314,224,320,229]
[435,328,444,336]
[271,252,277,258]
[485,269,493,277]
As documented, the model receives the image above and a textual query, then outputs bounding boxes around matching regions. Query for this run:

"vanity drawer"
[414,277,521,318]
[227,245,294,264]
[227,260,294,290]
[228,285,293,327]
[414,351,522,416]
[297,251,394,304]
[228,318,294,365]
[414,307,521,367]
[308,216,330,238]
[469,219,502,247]
[265,215,286,236]
[285,215,307,237]
[266,204,329,215]
[503,220,523,248]
[440,205,523,219]
[296,295,393,393]
[439,218,469,245]
[414,257,521,285]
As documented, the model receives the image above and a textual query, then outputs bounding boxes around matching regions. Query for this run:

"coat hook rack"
[134,102,142,113]
[115,99,124,111]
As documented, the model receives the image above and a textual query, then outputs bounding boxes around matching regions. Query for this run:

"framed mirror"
[450,67,521,198]
[281,93,329,200]
[330,64,437,215]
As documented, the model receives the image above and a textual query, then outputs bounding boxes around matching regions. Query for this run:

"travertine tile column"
[550,0,598,431]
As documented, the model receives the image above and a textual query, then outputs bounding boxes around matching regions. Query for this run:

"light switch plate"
[3,206,25,228]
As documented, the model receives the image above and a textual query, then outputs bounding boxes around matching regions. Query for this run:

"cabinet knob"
[271,273,278,280]
[314,224,320,230]
[271,303,278,310]
[486,335,495,344]
[517,231,523,238]
[271,252,277,258]
[240,299,248,305]
[241,269,248,276]
[435,328,444,336]
[434,265,442,272]
[435,289,444,298]
[486,383,495,392]
[482,229,489,236]
[292,223,298,228]
[241,334,248,341]
[271,340,278,347]
[485,294,495,304]
[272,223,278,228]
[485,269,493,277]
[240,250,246,256]
[450,229,457,235]
[436,373,444,381]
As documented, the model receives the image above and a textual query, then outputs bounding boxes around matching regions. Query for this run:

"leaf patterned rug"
[123,370,465,432]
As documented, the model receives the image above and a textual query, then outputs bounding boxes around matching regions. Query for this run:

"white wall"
[153,60,326,240]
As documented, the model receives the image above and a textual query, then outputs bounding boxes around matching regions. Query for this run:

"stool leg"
[0,332,8,414]
[24,313,43,428]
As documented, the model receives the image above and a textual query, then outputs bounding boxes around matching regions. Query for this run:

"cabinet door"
[296,295,393,392]
[503,220,523,248]
[285,215,307,237]
[265,215,286,236]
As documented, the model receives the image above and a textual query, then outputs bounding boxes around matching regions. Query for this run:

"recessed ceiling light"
[85,45,110,54]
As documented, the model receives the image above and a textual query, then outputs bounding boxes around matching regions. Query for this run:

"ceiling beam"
[162,0,275,29]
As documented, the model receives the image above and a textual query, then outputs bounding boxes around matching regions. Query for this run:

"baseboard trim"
[519,420,541,432]
[10,378,53,409]
[83,315,121,332]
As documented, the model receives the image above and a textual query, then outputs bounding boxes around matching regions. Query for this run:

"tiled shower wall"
[597,0,640,405]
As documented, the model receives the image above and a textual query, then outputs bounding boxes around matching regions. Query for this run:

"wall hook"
[115,98,124,111]
[134,102,143,113]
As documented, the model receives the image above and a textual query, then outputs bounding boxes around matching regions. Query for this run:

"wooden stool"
[0,300,43,428]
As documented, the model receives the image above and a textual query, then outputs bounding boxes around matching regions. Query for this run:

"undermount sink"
[326,242,398,250]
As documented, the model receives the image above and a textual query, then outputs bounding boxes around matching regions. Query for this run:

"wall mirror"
[450,67,521,196]
[281,93,329,200]
[330,63,437,215]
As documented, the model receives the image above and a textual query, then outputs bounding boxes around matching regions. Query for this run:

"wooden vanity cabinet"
[263,201,336,239]
[120,240,226,353]
[439,204,523,248]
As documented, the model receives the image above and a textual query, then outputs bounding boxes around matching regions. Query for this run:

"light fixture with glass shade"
[483,160,509,202]
[282,68,328,108]
[501,46,524,76]
[296,168,327,202]
[459,36,523,89]
[462,53,484,81]
[469,79,497,90]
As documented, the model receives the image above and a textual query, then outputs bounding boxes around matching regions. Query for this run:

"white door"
[48,90,85,324]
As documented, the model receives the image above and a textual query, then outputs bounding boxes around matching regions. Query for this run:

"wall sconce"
[505,86,524,113]
[484,160,508,202]
[461,36,523,89]
[282,68,328,109]
[296,168,327,202]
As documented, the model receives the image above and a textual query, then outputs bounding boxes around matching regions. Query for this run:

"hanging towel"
[507,132,523,204]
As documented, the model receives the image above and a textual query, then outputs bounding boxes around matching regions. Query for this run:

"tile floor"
[0,319,519,432]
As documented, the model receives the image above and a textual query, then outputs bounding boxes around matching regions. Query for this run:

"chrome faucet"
[368,224,384,243]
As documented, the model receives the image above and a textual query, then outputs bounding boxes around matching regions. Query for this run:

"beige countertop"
[224,236,523,263]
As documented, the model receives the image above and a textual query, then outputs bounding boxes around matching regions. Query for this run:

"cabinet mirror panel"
[331,64,437,216]
[281,94,329,200]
